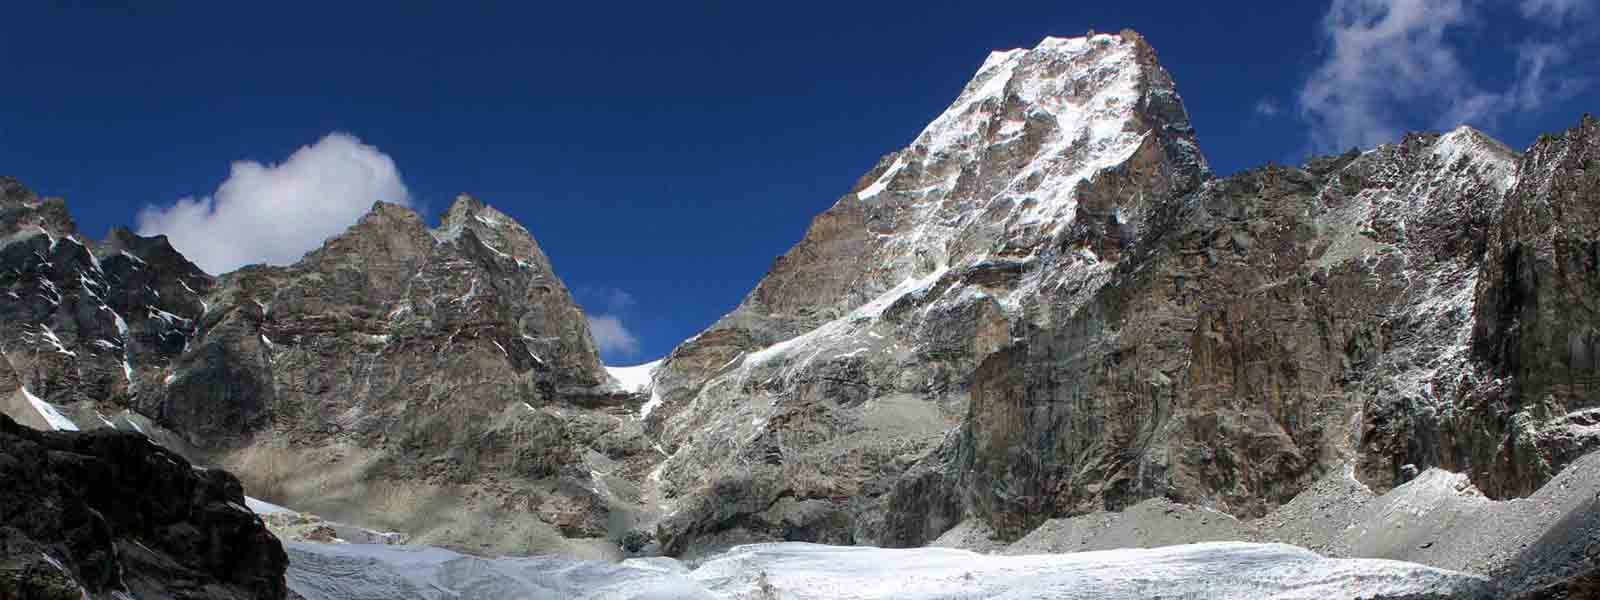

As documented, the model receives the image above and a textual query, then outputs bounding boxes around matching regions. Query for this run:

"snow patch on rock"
[607,359,662,395]
[21,386,78,431]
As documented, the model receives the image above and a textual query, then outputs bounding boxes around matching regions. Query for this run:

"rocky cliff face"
[148,194,654,555]
[636,29,1600,557]
[0,183,651,555]
[1465,116,1600,499]
[0,175,213,436]
[645,30,1213,554]
[149,194,610,446]
[0,413,286,600]
[923,126,1523,542]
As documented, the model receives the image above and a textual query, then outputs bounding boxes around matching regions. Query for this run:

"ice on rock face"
[284,541,1490,600]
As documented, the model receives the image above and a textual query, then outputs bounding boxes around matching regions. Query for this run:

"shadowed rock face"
[1467,116,1600,499]
[0,413,286,600]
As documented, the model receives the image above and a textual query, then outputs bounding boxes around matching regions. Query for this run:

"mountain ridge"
[2,30,1599,599]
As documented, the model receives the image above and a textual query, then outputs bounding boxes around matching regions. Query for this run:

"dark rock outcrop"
[0,413,286,599]
[0,175,213,416]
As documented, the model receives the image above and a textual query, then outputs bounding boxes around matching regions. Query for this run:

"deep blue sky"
[3,2,1595,364]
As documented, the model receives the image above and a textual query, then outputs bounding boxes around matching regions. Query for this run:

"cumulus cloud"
[578,286,643,359]
[137,133,411,274]
[1297,0,1593,152]
[587,314,641,357]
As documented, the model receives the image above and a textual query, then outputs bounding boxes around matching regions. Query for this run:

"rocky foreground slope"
[2,27,1599,598]
[0,413,286,599]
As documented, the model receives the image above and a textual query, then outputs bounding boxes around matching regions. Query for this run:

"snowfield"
[285,540,1492,600]
[606,360,661,395]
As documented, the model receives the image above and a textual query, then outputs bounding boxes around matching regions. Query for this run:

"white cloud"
[1297,0,1593,152]
[578,286,635,314]
[136,133,410,274]
[1255,99,1281,117]
[587,314,641,357]
[1298,0,1482,151]
[1508,41,1589,112]
[1520,0,1591,25]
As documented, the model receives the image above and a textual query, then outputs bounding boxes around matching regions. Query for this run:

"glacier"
[285,540,1491,600]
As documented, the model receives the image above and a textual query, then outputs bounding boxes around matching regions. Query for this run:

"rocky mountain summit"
[647,28,1210,554]
[1,175,213,433]
[3,179,654,557]
[2,27,1599,599]
[149,193,659,557]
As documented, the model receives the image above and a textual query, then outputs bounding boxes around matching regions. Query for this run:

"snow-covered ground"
[284,540,1491,600]
[606,359,666,419]
[606,360,660,395]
